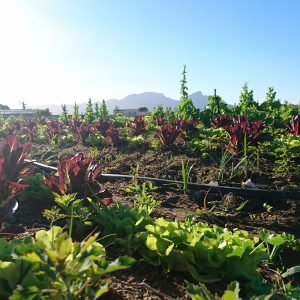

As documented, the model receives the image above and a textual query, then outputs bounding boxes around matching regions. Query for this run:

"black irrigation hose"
[25,159,300,200]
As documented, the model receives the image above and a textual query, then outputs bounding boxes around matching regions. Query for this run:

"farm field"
[0,89,300,299]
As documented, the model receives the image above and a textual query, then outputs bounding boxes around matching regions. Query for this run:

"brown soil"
[16,143,300,298]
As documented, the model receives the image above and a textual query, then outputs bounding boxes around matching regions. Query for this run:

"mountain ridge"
[30,91,209,115]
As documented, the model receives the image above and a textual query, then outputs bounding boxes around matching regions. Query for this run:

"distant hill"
[31,91,209,115]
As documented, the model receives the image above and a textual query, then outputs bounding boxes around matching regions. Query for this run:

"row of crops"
[0,87,300,298]
[1,109,300,176]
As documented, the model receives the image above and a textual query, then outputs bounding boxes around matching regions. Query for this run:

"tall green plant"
[85,98,94,122]
[99,100,109,119]
[235,83,259,121]
[151,104,165,118]
[180,64,189,99]
[181,160,194,194]
[260,87,282,127]
[72,102,80,119]
[94,102,100,119]
[60,104,69,124]
[176,65,199,119]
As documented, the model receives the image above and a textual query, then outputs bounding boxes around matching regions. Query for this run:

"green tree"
[0,104,10,109]
[85,98,94,122]
[35,108,51,118]
[94,102,100,119]
[99,99,109,119]
[72,102,80,119]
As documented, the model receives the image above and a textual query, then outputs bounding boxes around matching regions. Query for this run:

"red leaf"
[0,135,32,181]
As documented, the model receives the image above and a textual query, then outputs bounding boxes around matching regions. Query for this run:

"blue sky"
[1,0,300,108]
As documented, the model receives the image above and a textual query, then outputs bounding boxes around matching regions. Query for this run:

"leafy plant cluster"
[0,136,31,215]
[211,114,263,154]
[0,226,134,299]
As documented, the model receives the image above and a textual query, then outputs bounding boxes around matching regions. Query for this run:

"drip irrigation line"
[25,159,300,200]
[25,160,58,172]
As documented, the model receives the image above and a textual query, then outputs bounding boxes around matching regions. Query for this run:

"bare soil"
[13,143,300,299]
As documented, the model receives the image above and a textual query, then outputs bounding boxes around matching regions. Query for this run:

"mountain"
[189,91,209,110]
[31,91,209,115]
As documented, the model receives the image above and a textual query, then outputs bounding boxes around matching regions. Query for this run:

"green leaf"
[235,200,248,212]
[146,235,158,251]
[57,237,73,260]
[80,233,100,254]
[94,287,109,299]
[0,261,20,290]
[20,252,43,263]
[268,236,285,246]
[166,243,174,256]
[259,229,270,242]
[10,286,41,300]
[282,265,300,278]
[135,216,144,226]
[221,281,240,300]
[221,290,240,300]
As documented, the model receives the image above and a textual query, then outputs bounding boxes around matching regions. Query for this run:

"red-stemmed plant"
[156,125,183,147]
[0,135,32,181]
[172,118,199,135]
[285,115,300,137]
[154,117,165,126]
[0,158,28,209]
[44,153,103,199]
[211,114,263,154]
[46,120,63,142]
[74,122,93,144]
[105,127,120,146]
[25,119,37,143]
[129,116,146,136]
[93,119,113,136]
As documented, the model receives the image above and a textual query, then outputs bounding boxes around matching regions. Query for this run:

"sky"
[0,0,300,108]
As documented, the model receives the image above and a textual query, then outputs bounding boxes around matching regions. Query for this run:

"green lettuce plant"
[136,217,267,284]
[0,226,134,299]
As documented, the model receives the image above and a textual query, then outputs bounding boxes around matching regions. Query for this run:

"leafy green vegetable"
[0,226,134,299]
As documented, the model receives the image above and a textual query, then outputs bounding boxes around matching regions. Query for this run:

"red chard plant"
[156,125,183,147]
[154,117,165,126]
[129,116,146,136]
[172,118,199,135]
[285,115,300,136]
[68,118,83,135]
[0,158,28,209]
[44,153,104,199]
[74,122,93,144]
[93,119,113,136]
[24,119,37,142]
[105,127,120,146]
[0,135,32,181]
[46,120,63,142]
[211,114,237,128]
[212,114,263,154]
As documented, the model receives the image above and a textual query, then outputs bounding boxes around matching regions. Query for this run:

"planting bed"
[0,111,300,299]
[12,143,297,299]
[26,143,300,237]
